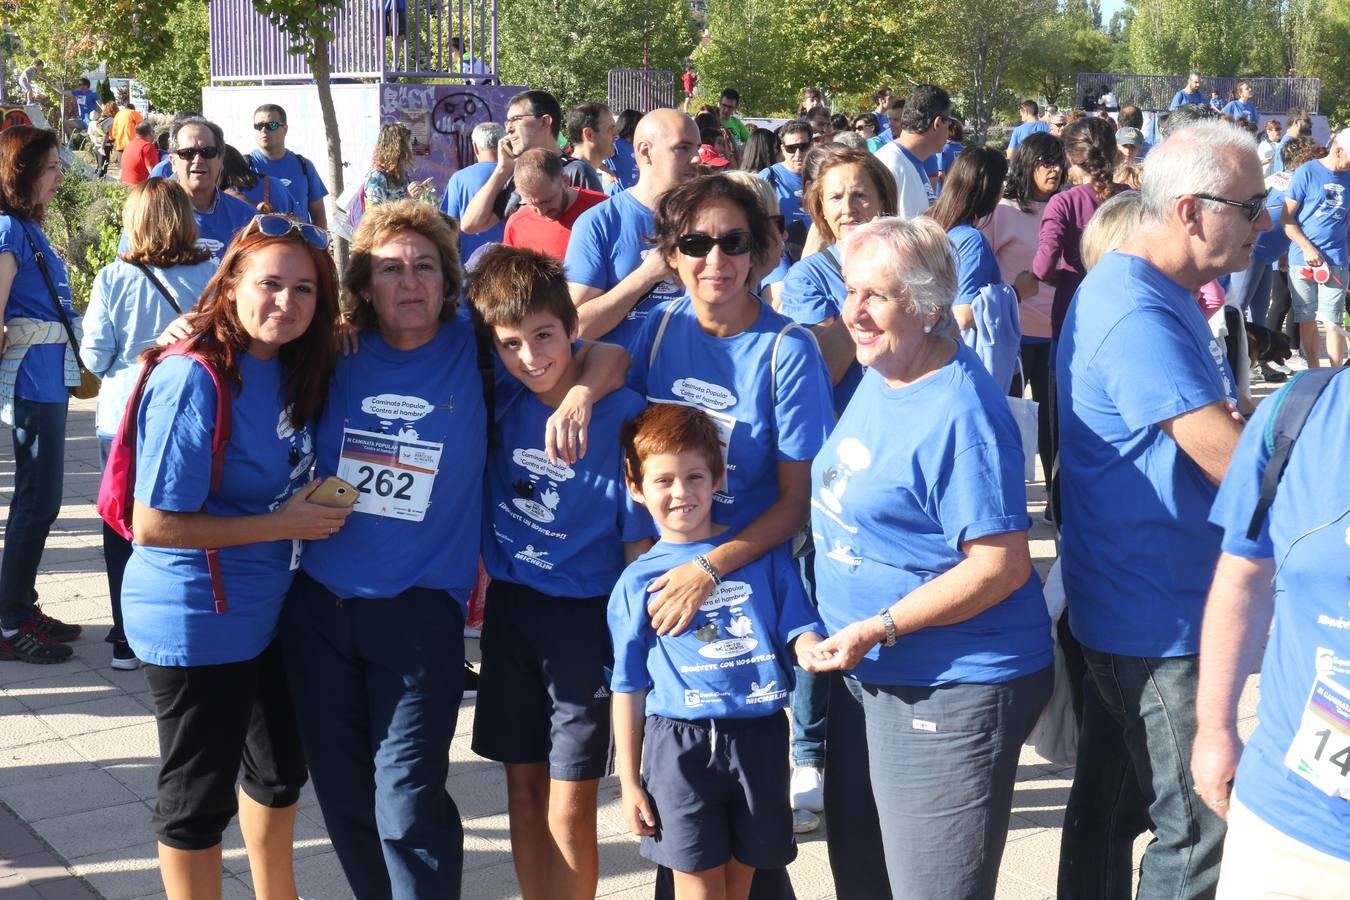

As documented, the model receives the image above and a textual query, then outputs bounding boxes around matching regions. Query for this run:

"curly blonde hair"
[371,122,413,183]
[343,199,462,331]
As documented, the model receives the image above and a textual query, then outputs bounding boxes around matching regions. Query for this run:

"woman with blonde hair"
[81,177,218,669]
[358,122,433,215]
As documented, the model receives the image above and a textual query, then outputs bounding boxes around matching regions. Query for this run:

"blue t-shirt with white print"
[122,353,314,666]
[1285,158,1350,266]
[1056,251,1236,658]
[627,297,833,531]
[484,380,651,598]
[757,163,808,230]
[0,215,76,403]
[810,348,1051,686]
[609,535,822,719]
[779,247,863,415]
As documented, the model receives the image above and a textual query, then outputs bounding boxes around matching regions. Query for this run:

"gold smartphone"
[308,477,360,509]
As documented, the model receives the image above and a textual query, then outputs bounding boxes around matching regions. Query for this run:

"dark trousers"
[1265,268,1301,354]
[0,398,67,629]
[282,572,466,900]
[98,438,132,642]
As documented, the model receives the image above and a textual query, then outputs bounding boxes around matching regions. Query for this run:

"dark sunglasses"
[247,213,331,250]
[783,142,811,154]
[1192,193,1265,223]
[173,146,220,161]
[676,231,753,257]
[253,120,284,131]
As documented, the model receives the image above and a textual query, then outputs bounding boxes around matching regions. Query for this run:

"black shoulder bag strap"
[18,220,81,354]
[131,262,184,316]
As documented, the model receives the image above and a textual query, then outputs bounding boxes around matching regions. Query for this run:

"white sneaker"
[790,766,825,813]
[1286,353,1309,371]
[791,808,820,834]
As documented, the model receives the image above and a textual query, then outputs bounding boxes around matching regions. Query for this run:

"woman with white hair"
[803,216,1053,900]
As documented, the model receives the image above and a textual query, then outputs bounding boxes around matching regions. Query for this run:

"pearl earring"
[922,324,933,334]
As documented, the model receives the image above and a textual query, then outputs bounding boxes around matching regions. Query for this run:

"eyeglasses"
[253,121,284,131]
[675,231,753,257]
[246,214,331,250]
[1191,193,1265,223]
[1035,156,1065,168]
[782,142,811,154]
[173,146,220,161]
[505,113,539,125]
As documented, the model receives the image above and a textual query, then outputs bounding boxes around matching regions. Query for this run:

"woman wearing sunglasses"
[120,214,349,900]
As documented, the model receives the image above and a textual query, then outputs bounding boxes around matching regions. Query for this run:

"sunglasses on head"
[253,120,284,131]
[174,146,220,161]
[247,213,331,250]
[676,231,753,257]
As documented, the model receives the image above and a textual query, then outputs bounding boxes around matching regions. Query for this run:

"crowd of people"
[0,65,1346,900]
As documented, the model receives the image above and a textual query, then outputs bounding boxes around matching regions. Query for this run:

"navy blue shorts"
[471,579,612,781]
[640,712,796,873]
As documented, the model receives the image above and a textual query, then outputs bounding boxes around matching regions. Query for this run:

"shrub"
[45,174,127,312]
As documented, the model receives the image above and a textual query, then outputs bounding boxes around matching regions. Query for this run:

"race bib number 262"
[335,428,442,523]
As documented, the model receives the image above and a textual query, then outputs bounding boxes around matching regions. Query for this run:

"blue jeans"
[824,668,1052,900]
[1227,258,1274,328]
[281,572,465,900]
[1058,649,1225,900]
[789,549,828,768]
[0,398,67,629]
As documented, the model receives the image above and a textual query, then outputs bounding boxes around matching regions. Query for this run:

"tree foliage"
[498,0,697,107]
[136,0,209,114]
[0,0,177,83]
[1008,0,1114,106]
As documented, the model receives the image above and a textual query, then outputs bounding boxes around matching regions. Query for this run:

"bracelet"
[878,607,897,648]
[693,554,722,587]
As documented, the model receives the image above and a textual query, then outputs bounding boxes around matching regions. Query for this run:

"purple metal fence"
[1075,72,1321,114]
[607,69,678,114]
[209,0,498,84]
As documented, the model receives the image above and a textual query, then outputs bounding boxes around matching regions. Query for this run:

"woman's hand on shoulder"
[802,617,885,672]
[645,561,716,636]
[156,315,193,347]
[337,317,361,356]
[269,481,354,541]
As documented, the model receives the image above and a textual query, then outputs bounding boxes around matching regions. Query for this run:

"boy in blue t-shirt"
[466,244,651,897]
[609,404,823,899]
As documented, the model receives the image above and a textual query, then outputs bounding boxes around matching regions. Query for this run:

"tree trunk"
[310,34,349,270]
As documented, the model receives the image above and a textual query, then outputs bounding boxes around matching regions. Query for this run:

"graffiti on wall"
[380,83,524,194]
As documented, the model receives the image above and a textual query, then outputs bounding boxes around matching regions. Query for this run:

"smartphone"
[308,477,359,509]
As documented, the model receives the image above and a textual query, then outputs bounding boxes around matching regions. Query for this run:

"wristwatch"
[878,607,897,648]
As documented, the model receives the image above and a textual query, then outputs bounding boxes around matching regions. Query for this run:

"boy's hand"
[546,385,592,465]
[621,783,658,837]
[646,561,716,636]
[792,631,824,670]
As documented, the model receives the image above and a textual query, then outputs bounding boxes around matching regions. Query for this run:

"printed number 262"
[354,465,414,500]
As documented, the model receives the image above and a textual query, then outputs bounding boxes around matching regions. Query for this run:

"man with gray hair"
[441,121,506,262]
[168,116,256,261]
[1056,120,1270,898]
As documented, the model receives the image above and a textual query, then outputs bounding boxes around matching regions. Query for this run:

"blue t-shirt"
[1008,121,1050,150]
[485,381,650,598]
[1209,373,1350,861]
[197,191,258,261]
[758,163,808,230]
[441,160,505,262]
[1222,100,1258,123]
[949,223,1003,306]
[238,174,295,216]
[563,189,685,350]
[72,89,100,121]
[779,247,862,415]
[628,298,833,531]
[1271,133,1293,174]
[1170,90,1205,109]
[609,535,822,720]
[248,149,328,221]
[302,319,486,607]
[609,138,639,189]
[1285,159,1350,266]
[149,157,173,179]
[1057,252,1235,657]
[810,351,1052,686]
[122,353,314,666]
[0,215,76,403]
[1252,171,1295,266]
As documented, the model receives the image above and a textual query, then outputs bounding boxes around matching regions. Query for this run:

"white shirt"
[873,140,932,219]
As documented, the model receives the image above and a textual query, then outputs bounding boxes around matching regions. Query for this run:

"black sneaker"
[111,641,140,671]
[30,606,81,643]
[462,661,480,699]
[0,622,74,664]
[1260,364,1288,383]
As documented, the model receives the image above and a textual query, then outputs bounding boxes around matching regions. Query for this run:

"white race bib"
[335,427,443,523]
[1284,675,1350,799]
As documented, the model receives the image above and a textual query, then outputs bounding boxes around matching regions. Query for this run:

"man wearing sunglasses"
[166,117,257,262]
[873,84,950,219]
[1056,121,1268,900]
[565,109,700,348]
[248,104,329,228]
[758,121,813,240]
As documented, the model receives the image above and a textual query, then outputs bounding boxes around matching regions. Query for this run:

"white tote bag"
[1007,360,1040,482]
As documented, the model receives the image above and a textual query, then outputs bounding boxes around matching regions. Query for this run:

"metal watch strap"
[879,607,897,647]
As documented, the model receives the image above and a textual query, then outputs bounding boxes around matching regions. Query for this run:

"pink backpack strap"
[177,348,232,614]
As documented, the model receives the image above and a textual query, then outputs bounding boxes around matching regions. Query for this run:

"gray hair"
[472,121,505,152]
[832,130,869,151]
[1160,103,1218,138]
[1140,120,1258,223]
[839,216,957,330]
[169,116,225,153]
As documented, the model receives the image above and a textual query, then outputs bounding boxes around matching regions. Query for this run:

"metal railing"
[607,69,678,114]
[209,0,498,84]
[1074,73,1320,114]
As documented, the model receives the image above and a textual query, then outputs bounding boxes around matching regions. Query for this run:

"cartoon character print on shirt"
[335,391,445,522]
[1315,182,1346,218]
[500,446,576,570]
[813,437,872,568]
[659,377,738,504]
[275,406,314,570]
[679,578,787,708]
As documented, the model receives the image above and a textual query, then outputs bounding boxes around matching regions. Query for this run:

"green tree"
[136,0,209,114]
[498,0,697,107]
[1125,0,1258,75]
[1009,1,1115,107]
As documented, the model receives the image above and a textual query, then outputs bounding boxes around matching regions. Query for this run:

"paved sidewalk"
[1,399,1260,899]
